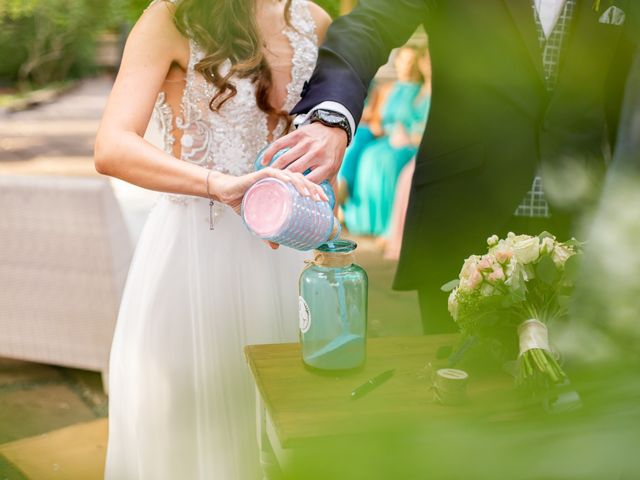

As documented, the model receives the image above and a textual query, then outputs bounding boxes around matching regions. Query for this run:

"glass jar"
[299,240,368,371]
[254,146,336,209]
[242,178,340,251]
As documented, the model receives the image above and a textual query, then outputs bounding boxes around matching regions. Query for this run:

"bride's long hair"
[173,0,294,130]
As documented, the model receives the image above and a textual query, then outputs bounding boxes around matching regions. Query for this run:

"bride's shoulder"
[302,1,332,42]
[130,0,189,66]
[139,0,180,34]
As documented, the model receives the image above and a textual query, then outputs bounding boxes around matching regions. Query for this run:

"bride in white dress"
[94,0,331,478]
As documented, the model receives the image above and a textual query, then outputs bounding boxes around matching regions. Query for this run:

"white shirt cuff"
[294,101,356,145]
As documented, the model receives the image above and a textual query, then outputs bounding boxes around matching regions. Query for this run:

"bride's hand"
[210,167,329,215]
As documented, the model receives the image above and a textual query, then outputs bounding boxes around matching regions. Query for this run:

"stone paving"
[0,77,422,479]
[0,77,112,177]
[0,363,108,479]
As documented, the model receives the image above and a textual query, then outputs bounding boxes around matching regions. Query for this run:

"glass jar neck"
[312,251,355,268]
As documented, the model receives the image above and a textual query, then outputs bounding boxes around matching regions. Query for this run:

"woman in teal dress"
[385,49,432,258]
[342,46,430,236]
[337,81,382,200]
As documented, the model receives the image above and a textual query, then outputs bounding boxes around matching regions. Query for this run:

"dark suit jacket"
[609,46,640,176]
[292,0,638,291]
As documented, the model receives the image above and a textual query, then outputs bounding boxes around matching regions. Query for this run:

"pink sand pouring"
[241,178,341,251]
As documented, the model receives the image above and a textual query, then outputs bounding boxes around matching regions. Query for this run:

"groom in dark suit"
[263,0,639,334]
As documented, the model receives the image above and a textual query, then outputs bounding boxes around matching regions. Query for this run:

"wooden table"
[245,335,519,478]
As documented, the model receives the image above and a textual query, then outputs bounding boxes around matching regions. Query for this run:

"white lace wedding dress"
[104,2,318,478]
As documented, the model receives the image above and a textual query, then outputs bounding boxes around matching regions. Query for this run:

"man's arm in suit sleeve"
[292,0,431,132]
[262,0,430,178]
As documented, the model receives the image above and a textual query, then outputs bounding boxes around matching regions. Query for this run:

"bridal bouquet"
[443,232,582,393]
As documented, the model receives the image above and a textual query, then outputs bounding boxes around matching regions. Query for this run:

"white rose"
[552,244,574,267]
[504,258,522,288]
[540,237,555,255]
[487,234,499,247]
[505,257,517,276]
[512,236,541,264]
[448,290,459,321]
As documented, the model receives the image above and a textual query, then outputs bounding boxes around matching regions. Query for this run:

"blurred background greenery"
[0,0,341,93]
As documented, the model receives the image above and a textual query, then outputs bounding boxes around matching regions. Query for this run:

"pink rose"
[477,255,495,271]
[487,265,505,283]
[469,270,483,289]
[460,255,480,278]
[459,267,483,292]
[495,250,513,264]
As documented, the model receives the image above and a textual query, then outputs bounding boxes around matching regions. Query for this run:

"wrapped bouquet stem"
[517,319,566,392]
[443,232,581,395]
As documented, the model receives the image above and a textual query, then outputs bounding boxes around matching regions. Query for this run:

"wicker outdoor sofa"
[0,175,133,392]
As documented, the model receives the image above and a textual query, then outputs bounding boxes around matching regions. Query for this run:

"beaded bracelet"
[205,170,215,231]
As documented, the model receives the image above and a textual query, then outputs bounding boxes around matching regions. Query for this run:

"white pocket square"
[599,5,625,25]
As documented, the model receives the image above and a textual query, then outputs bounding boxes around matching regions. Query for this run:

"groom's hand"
[262,123,348,184]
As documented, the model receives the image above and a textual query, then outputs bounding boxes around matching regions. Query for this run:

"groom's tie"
[514,0,576,219]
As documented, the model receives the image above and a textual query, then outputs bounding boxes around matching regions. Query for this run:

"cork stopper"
[313,239,357,268]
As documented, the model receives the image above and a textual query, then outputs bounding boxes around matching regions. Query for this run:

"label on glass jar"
[298,296,311,334]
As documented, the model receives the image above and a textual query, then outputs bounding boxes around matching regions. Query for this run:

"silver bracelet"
[205,170,215,231]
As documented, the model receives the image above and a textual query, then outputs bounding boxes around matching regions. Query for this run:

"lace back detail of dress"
[283,0,318,113]
[152,0,318,177]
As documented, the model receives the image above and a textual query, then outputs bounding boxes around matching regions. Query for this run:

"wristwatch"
[308,109,352,145]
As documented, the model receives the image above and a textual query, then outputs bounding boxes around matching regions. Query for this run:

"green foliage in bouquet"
[443,232,582,394]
